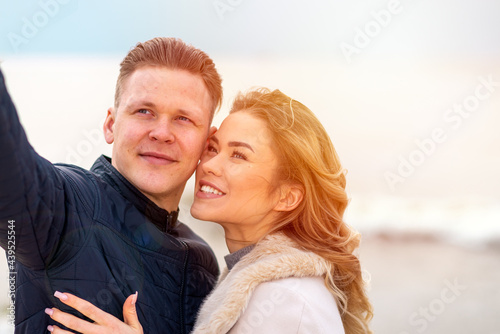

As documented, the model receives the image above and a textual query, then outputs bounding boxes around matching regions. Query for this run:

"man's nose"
[149,120,175,143]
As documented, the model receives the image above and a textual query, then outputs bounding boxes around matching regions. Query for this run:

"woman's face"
[191,111,282,235]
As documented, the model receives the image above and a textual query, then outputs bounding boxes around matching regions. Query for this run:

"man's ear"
[205,126,217,150]
[103,107,115,144]
[209,126,217,137]
[274,184,304,212]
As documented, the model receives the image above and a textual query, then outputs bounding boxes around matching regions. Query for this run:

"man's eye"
[178,116,190,122]
[137,109,151,114]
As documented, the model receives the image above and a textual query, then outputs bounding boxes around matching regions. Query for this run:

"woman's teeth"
[201,185,224,195]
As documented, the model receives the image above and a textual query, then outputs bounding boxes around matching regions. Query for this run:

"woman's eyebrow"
[228,141,254,153]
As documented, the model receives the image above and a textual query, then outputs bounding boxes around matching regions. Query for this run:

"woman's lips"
[197,181,226,198]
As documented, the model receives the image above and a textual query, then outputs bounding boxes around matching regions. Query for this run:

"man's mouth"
[140,152,177,165]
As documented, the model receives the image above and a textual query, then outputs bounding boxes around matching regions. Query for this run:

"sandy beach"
[360,233,500,334]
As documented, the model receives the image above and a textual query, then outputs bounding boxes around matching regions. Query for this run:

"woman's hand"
[45,291,143,334]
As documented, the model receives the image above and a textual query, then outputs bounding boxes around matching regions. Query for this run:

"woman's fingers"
[47,324,79,333]
[46,307,100,334]
[53,291,117,325]
[48,291,144,334]
[123,292,142,331]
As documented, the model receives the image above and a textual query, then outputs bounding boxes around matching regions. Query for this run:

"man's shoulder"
[53,162,101,187]
[50,162,101,210]
[53,155,114,188]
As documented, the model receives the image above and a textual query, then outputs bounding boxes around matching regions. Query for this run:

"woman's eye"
[207,145,218,154]
[232,150,247,160]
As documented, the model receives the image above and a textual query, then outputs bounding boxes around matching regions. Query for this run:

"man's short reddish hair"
[115,37,223,120]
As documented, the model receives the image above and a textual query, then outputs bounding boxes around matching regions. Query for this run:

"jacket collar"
[90,155,179,233]
[193,233,331,333]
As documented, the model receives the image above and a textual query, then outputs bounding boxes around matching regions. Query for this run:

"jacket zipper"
[179,239,189,334]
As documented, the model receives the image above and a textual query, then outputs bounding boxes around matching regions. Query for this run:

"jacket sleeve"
[0,68,84,270]
[229,280,345,334]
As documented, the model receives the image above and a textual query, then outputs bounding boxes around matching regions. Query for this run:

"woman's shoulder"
[230,276,345,333]
[258,276,340,313]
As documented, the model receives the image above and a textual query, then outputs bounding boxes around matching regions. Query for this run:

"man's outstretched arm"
[0,68,78,270]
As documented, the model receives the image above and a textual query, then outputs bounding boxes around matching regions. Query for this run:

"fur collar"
[193,233,331,333]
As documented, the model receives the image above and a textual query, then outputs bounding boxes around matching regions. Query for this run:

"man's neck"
[144,192,182,212]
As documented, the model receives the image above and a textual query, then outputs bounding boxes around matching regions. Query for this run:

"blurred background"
[1,0,499,333]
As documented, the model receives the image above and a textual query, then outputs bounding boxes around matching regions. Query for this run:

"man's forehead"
[117,67,213,119]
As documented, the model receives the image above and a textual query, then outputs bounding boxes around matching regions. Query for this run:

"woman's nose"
[200,153,223,177]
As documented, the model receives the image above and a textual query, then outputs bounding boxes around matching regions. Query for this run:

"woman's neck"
[225,236,256,253]
[223,224,271,253]
[221,213,279,253]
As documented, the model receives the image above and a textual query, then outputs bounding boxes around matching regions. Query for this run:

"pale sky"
[1,0,500,59]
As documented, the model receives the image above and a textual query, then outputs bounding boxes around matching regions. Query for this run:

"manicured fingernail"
[47,325,54,332]
[45,308,54,316]
[131,291,138,305]
[54,291,68,301]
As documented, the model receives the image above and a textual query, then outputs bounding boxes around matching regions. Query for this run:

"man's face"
[104,66,213,210]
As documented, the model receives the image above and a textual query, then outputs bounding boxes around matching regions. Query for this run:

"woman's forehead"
[216,112,272,146]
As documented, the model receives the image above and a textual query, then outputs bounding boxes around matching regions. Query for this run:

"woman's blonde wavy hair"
[230,88,373,334]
